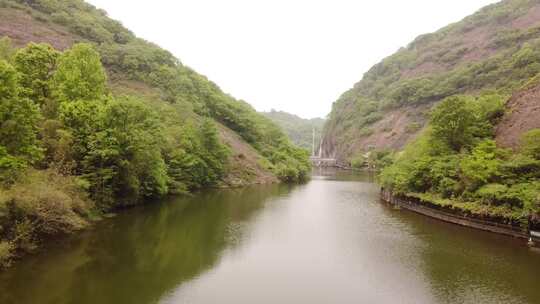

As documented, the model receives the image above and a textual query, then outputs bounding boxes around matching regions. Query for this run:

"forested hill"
[321,0,540,227]
[0,0,309,266]
[321,0,540,162]
[262,110,325,151]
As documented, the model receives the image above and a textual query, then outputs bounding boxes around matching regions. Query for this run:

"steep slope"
[0,0,309,185]
[262,110,325,151]
[322,0,540,162]
[496,78,540,149]
[0,0,310,266]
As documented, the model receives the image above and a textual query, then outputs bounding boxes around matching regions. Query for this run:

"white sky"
[87,0,499,119]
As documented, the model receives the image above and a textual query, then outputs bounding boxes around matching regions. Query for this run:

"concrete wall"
[380,189,533,242]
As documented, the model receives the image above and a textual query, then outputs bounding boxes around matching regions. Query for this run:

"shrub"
[504,182,540,211]
[521,129,540,159]
[0,169,94,263]
[275,163,299,183]
[0,241,13,268]
[350,153,366,169]
[460,140,505,191]
[475,183,508,205]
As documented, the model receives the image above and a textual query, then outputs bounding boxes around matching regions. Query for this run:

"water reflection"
[0,171,539,304]
[311,167,376,182]
[387,205,540,304]
[0,184,291,304]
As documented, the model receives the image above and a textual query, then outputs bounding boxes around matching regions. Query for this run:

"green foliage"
[262,110,325,151]
[0,147,26,185]
[460,140,507,191]
[430,96,475,151]
[324,0,540,158]
[350,153,366,169]
[164,121,228,191]
[0,169,93,262]
[0,59,42,184]
[52,43,107,103]
[0,241,14,268]
[504,182,540,212]
[13,43,59,106]
[475,183,509,205]
[82,98,169,206]
[98,30,311,182]
[0,1,311,267]
[271,146,310,183]
[521,129,540,159]
[351,150,394,170]
[381,92,540,219]
[0,37,307,208]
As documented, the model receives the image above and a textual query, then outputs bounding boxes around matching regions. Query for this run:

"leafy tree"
[198,118,230,182]
[460,140,506,191]
[164,119,229,191]
[430,96,475,151]
[80,98,169,206]
[0,60,42,171]
[13,43,59,106]
[52,43,107,103]
[58,99,105,165]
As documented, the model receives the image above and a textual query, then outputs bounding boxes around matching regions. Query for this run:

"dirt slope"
[0,8,75,49]
[496,81,540,149]
[218,124,278,187]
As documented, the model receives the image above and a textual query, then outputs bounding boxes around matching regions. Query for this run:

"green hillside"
[0,0,309,267]
[262,110,325,152]
[321,0,540,226]
[322,0,540,160]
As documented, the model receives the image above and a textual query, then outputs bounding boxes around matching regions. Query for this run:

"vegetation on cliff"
[319,0,540,223]
[323,0,540,161]
[0,0,309,267]
[380,93,540,221]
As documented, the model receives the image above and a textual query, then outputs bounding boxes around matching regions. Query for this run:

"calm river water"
[0,169,539,304]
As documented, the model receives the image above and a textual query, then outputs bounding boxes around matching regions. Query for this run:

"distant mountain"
[262,110,325,152]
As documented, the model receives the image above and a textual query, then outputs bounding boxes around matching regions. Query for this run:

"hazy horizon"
[87,0,498,119]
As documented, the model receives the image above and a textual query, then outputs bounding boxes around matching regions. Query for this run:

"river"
[0,169,539,304]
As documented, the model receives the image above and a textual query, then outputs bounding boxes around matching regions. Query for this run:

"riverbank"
[3,170,540,304]
[381,189,540,246]
[0,168,281,270]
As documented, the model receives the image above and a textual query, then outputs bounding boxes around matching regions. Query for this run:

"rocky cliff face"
[321,0,540,162]
[496,79,540,149]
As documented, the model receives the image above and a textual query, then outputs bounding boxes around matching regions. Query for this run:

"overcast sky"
[87,0,498,119]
